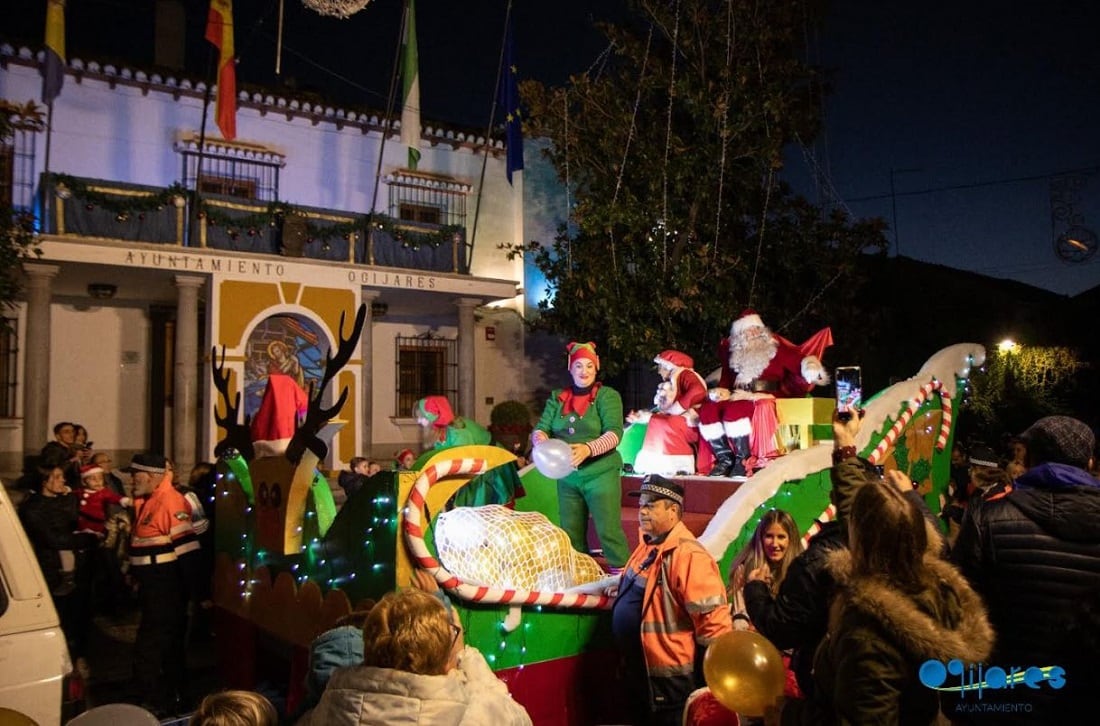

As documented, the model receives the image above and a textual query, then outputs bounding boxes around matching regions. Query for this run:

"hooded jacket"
[952,462,1100,722]
[297,645,531,726]
[783,550,994,725]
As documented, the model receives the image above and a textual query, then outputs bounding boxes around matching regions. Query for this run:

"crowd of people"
[14,424,217,718]
[11,320,1100,725]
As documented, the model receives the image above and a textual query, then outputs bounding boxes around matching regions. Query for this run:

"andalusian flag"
[400,0,421,170]
[205,0,237,140]
[41,0,66,104]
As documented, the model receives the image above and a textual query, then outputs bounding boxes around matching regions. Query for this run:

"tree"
[0,99,43,324]
[514,0,887,374]
[964,345,1088,440]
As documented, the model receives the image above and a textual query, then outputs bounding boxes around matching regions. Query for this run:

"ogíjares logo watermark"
[919,658,1065,699]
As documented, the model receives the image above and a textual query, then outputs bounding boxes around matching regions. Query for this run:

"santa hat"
[416,396,455,428]
[566,341,600,370]
[80,464,104,479]
[730,309,765,337]
[396,448,415,462]
[654,349,693,370]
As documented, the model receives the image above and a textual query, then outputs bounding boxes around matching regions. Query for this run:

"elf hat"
[654,350,693,370]
[731,309,765,337]
[567,341,600,370]
[415,396,455,428]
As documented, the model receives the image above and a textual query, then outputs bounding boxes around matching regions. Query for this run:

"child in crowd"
[77,463,132,613]
[395,448,416,471]
[189,690,278,726]
[77,464,131,535]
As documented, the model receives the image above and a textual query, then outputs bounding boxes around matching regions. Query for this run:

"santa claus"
[698,310,831,476]
[627,349,708,475]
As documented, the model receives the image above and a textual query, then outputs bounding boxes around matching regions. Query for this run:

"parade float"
[209,326,985,724]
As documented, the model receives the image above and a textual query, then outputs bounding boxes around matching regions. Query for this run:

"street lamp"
[997,339,1018,354]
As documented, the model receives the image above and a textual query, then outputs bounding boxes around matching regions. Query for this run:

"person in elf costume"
[531,341,630,568]
[414,396,492,449]
[698,310,832,477]
[627,349,708,476]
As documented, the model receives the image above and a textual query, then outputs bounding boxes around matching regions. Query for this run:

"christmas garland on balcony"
[49,174,465,250]
[52,173,189,217]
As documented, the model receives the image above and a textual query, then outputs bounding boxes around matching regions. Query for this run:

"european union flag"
[500,18,523,184]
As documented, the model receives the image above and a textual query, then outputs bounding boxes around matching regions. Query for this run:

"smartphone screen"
[835,366,862,417]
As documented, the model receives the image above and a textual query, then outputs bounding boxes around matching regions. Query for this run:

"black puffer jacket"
[952,462,1100,723]
[19,489,81,593]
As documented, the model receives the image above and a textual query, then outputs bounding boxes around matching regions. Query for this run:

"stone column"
[173,275,204,478]
[21,263,59,457]
[360,289,381,456]
[454,297,482,419]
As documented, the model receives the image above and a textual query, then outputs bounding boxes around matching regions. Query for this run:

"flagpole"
[275,0,285,76]
[468,0,513,270]
[191,51,216,246]
[43,100,54,187]
[367,0,410,229]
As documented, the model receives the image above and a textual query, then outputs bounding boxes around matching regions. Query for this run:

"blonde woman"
[300,588,531,725]
[727,509,803,629]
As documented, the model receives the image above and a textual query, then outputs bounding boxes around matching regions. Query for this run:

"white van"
[0,484,71,725]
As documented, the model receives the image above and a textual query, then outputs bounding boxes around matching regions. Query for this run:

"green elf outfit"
[532,342,630,568]
[414,396,520,508]
[416,396,491,449]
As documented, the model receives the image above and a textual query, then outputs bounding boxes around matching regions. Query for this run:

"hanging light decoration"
[301,0,373,18]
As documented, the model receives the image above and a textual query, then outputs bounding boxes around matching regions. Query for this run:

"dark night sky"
[5,0,1099,296]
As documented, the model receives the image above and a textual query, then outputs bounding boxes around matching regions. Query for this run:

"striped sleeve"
[587,430,620,457]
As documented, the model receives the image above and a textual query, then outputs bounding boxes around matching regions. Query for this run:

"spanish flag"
[41,0,66,104]
[205,0,237,140]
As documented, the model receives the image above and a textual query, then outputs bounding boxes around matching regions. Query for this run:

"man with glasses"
[610,475,732,725]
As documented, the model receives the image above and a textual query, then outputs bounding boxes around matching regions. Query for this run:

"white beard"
[730,329,778,386]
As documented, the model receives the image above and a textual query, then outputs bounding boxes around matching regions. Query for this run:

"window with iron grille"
[387,170,470,228]
[0,318,18,418]
[0,125,36,212]
[175,133,284,202]
[395,334,457,417]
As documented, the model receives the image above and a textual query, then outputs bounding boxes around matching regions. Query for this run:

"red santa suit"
[632,350,708,476]
[698,311,831,476]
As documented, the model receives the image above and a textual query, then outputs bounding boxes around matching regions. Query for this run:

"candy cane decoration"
[868,378,951,464]
[403,456,611,610]
[800,503,836,548]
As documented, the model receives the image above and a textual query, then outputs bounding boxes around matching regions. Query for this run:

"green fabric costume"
[534,384,629,567]
[432,417,491,449]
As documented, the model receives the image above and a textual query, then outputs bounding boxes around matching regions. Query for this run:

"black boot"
[706,437,735,477]
[729,435,750,477]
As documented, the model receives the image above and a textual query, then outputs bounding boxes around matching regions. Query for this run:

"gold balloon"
[703,630,786,717]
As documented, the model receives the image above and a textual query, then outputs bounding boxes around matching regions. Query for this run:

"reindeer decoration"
[212,304,367,555]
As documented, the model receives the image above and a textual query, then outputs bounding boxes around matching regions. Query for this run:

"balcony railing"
[42,174,470,274]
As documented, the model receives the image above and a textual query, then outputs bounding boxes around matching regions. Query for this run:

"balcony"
[42,174,470,274]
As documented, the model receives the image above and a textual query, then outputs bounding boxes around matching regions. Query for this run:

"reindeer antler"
[286,304,367,464]
[212,346,256,461]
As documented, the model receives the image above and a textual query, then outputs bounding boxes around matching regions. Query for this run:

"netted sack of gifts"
[435,505,606,591]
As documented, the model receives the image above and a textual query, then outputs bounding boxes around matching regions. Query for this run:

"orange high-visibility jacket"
[129,478,199,567]
[626,520,733,710]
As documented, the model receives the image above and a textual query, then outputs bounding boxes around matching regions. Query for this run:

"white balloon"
[533,438,574,479]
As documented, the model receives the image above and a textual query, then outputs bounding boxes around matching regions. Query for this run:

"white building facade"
[0,43,533,480]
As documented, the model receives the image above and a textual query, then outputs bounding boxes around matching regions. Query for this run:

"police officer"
[126,452,201,715]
